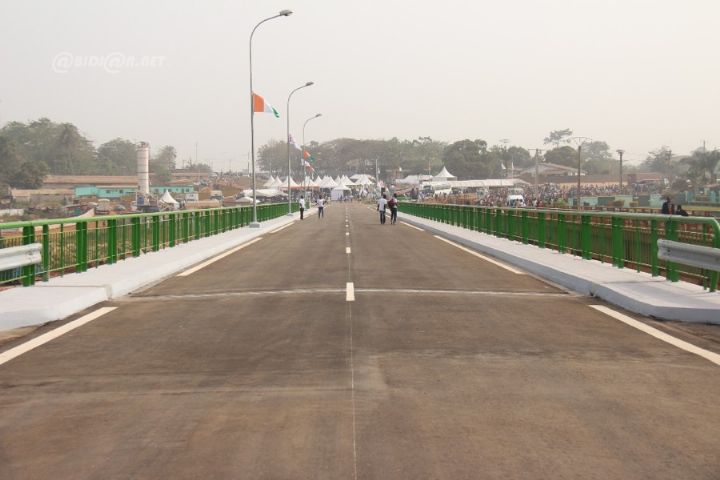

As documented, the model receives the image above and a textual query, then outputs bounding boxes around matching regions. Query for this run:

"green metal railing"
[0,203,296,287]
[401,203,720,292]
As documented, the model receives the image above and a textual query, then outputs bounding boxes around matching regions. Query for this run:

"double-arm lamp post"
[249,9,292,227]
[286,82,314,215]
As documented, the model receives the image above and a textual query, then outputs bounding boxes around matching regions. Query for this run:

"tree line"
[0,118,208,190]
[259,128,718,189]
[258,130,623,181]
[2,119,715,191]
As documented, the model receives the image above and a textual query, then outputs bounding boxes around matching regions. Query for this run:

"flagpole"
[286,82,314,216]
[303,113,322,203]
[249,9,292,227]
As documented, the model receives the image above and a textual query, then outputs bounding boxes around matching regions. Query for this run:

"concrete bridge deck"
[0,203,719,479]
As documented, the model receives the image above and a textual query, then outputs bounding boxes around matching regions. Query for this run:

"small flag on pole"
[252,92,280,118]
[303,149,315,162]
[288,133,301,151]
[303,160,315,171]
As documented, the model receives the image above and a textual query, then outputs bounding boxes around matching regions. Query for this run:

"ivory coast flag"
[252,92,280,118]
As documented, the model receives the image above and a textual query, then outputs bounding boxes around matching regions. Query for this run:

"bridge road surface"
[1,203,719,479]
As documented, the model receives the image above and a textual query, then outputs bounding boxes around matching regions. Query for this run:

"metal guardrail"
[0,203,297,287]
[0,244,42,285]
[658,239,720,273]
[401,203,720,292]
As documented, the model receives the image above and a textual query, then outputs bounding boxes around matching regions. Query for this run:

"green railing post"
[581,214,591,260]
[538,212,546,249]
[21,225,36,286]
[665,218,679,282]
[521,210,529,244]
[650,219,659,276]
[611,216,623,268]
[132,217,141,257]
[169,213,176,248]
[152,216,160,252]
[42,224,50,281]
[557,212,566,253]
[77,221,88,272]
[108,219,118,264]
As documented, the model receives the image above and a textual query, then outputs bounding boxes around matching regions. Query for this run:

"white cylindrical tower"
[137,142,150,195]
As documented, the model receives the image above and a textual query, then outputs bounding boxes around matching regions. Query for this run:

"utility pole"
[528,149,543,187]
[375,158,380,193]
[616,149,625,192]
[570,137,590,209]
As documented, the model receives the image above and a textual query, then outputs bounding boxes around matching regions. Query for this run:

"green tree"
[257,139,289,176]
[544,146,577,167]
[543,129,573,148]
[150,145,177,183]
[684,149,719,187]
[0,137,23,185]
[581,141,617,174]
[0,137,48,188]
[12,161,49,188]
[97,138,137,175]
[442,139,491,179]
[0,118,96,174]
[640,146,678,175]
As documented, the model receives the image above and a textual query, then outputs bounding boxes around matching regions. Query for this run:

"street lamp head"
[305,81,314,87]
[279,9,293,16]
[315,113,322,118]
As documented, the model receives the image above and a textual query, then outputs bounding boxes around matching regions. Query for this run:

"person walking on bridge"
[317,196,325,218]
[388,193,398,224]
[298,196,306,220]
[377,193,388,225]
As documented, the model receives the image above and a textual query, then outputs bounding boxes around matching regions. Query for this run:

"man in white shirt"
[317,196,325,218]
[377,194,388,225]
[298,196,306,220]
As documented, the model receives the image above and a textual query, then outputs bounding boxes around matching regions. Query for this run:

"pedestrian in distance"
[317,196,325,218]
[298,196,305,220]
[661,196,671,214]
[388,193,398,224]
[676,204,689,216]
[377,193,388,225]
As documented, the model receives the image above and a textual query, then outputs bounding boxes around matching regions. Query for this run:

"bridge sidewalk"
[399,211,720,324]
[0,212,305,331]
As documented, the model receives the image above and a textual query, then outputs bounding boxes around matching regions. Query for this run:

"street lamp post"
[302,113,322,203]
[570,137,590,209]
[249,9,292,227]
[286,82,314,215]
[616,149,625,193]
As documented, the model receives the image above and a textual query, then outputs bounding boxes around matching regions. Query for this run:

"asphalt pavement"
[0,203,718,479]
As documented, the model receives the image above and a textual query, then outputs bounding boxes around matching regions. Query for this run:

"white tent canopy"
[353,174,375,186]
[280,177,300,189]
[236,196,259,204]
[433,166,457,182]
[160,190,179,204]
[397,174,433,185]
[330,185,351,200]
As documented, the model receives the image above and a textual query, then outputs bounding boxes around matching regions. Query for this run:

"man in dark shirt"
[661,196,671,214]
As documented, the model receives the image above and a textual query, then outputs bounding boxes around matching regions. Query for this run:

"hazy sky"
[1,0,718,171]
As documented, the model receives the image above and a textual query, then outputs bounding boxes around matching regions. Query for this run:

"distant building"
[10,188,74,204]
[74,185,195,199]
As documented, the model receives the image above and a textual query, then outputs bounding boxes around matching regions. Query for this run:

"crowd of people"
[429,182,666,208]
